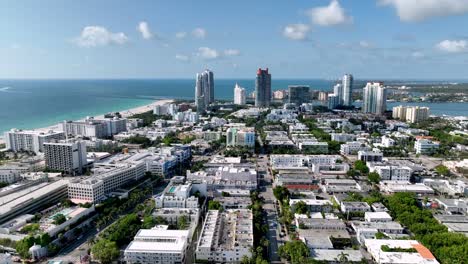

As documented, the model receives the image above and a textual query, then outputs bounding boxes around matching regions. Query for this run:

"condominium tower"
[342,74,354,106]
[195,69,215,112]
[392,105,430,123]
[362,82,387,115]
[233,83,246,105]
[255,68,271,107]
[288,85,310,105]
[4,129,65,154]
[43,140,87,175]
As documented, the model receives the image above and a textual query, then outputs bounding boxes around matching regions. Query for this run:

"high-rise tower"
[195,69,214,112]
[255,68,271,107]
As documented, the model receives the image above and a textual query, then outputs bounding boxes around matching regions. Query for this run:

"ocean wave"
[0,87,11,92]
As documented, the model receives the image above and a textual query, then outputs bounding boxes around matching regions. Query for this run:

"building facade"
[233,83,246,105]
[255,68,271,107]
[44,140,87,175]
[342,74,354,106]
[195,69,215,112]
[4,129,65,154]
[362,82,386,115]
[288,85,310,105]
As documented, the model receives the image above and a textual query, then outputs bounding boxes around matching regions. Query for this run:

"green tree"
[294,201,309,214]
[178,215,188,230]
[354,160,369,174]
[91,239,120,264]
[15,236,36,259]
[278,240,310,264]
[368,172,381,184]
[53,214,67,225]
[208,200,223,211]
[273,186,290,204]
[435,165,450,176]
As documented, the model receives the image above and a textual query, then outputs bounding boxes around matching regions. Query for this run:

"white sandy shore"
[0,99,174,145]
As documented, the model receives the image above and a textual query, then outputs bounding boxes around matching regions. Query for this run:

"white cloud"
[359,41,372,48]
[307,0,353,26]
[224,49,241,56]
[74,26,128,47]
[282,24,311,41]
[197,47,220,59]
[411,51,425,58]
[192,28,207,39]
[175,54,190,61]
[436,40,468,53]
[137,21,153,39]
[175,32,187,39]
[379,0,468,22]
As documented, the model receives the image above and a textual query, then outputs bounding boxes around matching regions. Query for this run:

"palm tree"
[334,252,350,264]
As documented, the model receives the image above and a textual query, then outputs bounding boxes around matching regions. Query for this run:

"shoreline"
[0,99,174,144]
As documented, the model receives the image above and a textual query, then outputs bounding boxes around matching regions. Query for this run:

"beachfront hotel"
[44,140,87,175]
[3,129,65,154]
[60,116,127,139]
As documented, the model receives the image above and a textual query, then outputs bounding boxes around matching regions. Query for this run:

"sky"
[3,0,468,79]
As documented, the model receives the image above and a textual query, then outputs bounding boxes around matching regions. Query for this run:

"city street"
[257,154,283,263]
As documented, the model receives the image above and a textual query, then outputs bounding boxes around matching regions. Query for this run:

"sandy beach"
[0,99,174,145]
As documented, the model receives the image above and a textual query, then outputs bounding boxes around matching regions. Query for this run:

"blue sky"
[3,0,468,79]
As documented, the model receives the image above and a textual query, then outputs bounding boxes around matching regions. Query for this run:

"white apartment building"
[60,117,126,138]
[364,239,439,264]
[353,221,404,244]
[369,165,412,181]
[187,166,257,191]
[4,129,65,154]
[340,142,369,155]
[270,155,342,169]
[358,150,383,162]
[233,83,246,105]
[341,202,371,213]
[67,162,145,203]
[43,140,87,175]
[393,105,430,123]
[381,136,396,148]
[124,229,190,264]
[364,212,392,222]
[196,210,253,263]
[226,127,255,148]
[155,182,198,209]
[331,133,356,143]
[415,139,439,154]
[299,142,328,154]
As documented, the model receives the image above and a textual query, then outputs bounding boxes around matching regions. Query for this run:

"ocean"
[0,79,467,134]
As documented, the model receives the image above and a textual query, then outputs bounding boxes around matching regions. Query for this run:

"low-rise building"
[124,228,190,264]
[364,239,439,264]
[226,127,255,148]
[340,142,369,155]
[379,181,435,195]
[290,199,333,213]
[155,181,198,209]
[341,202,371,214]
[322,179,363,194]
[364,212,392,222]
[415,139,440,155]
[68,161,145,204]
[357,150,383,162]
[196,210,253,263]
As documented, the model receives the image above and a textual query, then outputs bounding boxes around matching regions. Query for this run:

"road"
[46,181,168,264]
[257,154,283,263]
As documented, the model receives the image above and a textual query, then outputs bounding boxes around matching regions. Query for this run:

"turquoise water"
[0,79,466,134]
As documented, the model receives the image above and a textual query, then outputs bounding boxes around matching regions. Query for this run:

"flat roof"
[0,180,69,216]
